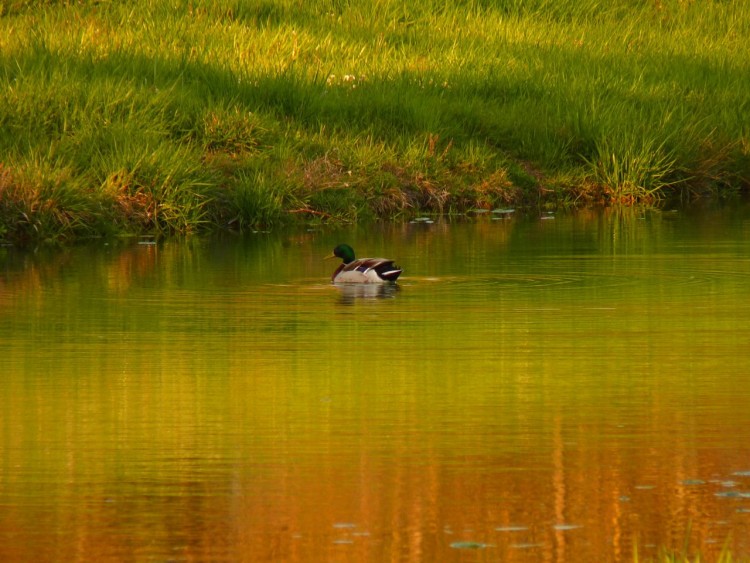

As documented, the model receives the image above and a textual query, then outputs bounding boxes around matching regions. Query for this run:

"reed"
[634,547,739,563]
[632,524,740,563]
[1,0,748,243]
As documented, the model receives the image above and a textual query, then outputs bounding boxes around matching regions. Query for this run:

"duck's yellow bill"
[324,252,336,260]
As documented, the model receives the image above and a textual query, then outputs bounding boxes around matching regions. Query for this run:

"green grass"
[1,0,749,243]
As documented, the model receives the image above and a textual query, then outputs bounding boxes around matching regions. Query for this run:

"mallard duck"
[325,243,402,283]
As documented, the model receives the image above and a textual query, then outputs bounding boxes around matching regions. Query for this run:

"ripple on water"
[402,252,750,301]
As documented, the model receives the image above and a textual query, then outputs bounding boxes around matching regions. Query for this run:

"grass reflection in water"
[1,207,750,561]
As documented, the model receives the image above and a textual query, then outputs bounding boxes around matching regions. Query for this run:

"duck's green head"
[325,243,356,264]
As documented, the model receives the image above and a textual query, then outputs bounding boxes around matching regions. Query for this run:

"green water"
[2,206,750,562]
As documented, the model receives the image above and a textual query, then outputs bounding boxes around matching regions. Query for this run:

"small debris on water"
[511,542,543,549]
[715,491,750,498]
[450,541,491,549]
[718,481,739,488]
[553,524,581,531]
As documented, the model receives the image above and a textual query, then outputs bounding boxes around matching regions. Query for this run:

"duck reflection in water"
[334,282,400,305]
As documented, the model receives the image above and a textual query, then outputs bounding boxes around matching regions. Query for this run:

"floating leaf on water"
[450,541,490,549]
[495,526,528,532]
[737,508,750,513]
[414,217,431,222]
[713,480,739,488]
[492,208,515,214]
[635,485,656,490]
[715,491,744,498]
[332,539,354,545]
[733,471,750,477]
[619,496,631,502]
[333,522,356,529]
[725,481,739,487]
[682,479,706,486]
[553,524,581,531]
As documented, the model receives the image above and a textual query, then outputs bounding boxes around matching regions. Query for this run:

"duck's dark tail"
[376,262,402,282]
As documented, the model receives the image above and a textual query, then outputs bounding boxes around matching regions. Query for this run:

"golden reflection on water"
[2,206,750,561]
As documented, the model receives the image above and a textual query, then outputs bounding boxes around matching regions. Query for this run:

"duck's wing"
[344,258,402,282]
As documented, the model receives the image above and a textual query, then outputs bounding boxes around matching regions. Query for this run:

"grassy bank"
[1,0,748,244]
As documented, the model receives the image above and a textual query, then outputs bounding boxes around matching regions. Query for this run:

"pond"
[2,204,750,562]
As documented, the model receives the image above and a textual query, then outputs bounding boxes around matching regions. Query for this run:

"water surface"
[2,205,750,561]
